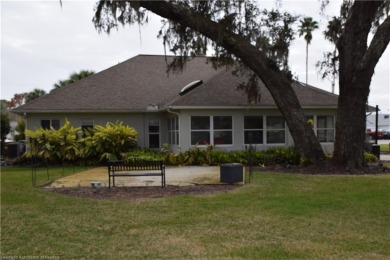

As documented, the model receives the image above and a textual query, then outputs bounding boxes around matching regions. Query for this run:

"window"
[266,116,285,144]
[191,116,210,145]
[81,119,94,136]
[148,120,160,148]
[190,116,233,145]
[317,116,334,142]
[244,116,263,144]
[168,117,179,145]
[213,116,232,145]
[41,119,60,130]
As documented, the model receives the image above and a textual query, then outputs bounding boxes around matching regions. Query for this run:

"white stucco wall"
[25,112,168,149]
[168,108,336,153]
[25,107,336,153]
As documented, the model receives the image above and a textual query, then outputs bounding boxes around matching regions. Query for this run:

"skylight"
[179,80,203,96]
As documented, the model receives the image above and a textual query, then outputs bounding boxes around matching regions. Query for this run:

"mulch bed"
[50,185,239,200]
[251,159,390,175]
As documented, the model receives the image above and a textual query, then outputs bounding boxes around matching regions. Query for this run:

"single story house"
[12,55,339,153]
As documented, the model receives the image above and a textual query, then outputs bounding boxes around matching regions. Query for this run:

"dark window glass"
[41,120,50,129]
[191,116,210,130]
[213,116,232,129]
[191,132,210,145]
[244,116,263,129]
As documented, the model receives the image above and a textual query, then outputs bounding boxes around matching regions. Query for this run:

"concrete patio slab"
[48,166,245,188]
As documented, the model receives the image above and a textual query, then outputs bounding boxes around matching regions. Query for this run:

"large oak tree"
[93,0,390,168]
[333,1,390,168]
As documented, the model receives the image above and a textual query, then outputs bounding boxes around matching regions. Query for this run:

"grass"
[380,143,390,152]
[1,167,390,259]
[30,165,92,187]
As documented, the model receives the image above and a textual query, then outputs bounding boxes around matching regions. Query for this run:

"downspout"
[167,108,180,117]
[143,113,146,149]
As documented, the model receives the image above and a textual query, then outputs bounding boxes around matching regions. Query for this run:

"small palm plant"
[90,121,138,161]
[25,119,80,164]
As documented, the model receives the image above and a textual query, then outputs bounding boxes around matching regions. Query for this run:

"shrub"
[263,146,300,166]
[124,148,165,161]
[25,119,80,165]
[364,151,378,163]
[88,121,138,161]
[25,120,138,165]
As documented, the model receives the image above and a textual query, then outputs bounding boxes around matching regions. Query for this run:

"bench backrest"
[108,159,164,171]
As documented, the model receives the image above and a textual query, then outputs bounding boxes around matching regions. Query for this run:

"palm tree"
[52,70,95,92]
[298,17,319,85]
[25,88,46,103]
[324,17,342,93]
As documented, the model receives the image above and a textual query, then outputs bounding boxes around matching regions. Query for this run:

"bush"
[25,119,80,165]
[364,151,378,163]
[124,148,165,161]
[263,146,301,166]
[88,121,138,161]
[25,120,138,165]
[122,146,301,167]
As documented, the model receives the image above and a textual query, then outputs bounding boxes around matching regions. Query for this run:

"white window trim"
[190,115,234,147]
[265,116,286,145]
[148,119,161,149]
[315,115,335,143]
[41,119,60,130]
[168,117,180,146]
[244,116,264,145]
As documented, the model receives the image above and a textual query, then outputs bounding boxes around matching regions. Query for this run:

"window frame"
[168,117,179,146]
[244,116,263,145]
[316,115,335,143]
[41,119,60,130]
[265,116,286,144]
[148,119,160,149]
[190,116,233,146]
[81,119,94,136]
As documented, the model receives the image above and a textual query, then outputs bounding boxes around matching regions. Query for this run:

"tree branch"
[361,14,390,74]
[338,0,384,89]
[138,1,286,91]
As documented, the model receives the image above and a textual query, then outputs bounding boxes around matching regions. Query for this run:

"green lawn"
[380,143,390,152]
[1,167,390,259]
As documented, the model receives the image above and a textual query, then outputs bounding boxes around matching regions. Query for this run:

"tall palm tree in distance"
[25,88,47,103]
[52,70,95,92]
[298,17,319,85]
[324,17,343,93]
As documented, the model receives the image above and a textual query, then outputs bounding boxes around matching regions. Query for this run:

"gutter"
[167,108,180,117]
[10,109,161,114]
[166,105,338,110]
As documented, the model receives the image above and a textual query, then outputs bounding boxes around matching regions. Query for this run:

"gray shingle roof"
[12,54,338,113]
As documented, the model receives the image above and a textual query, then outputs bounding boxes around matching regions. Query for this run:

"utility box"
[220,163,244,184]
[371,144,380,160]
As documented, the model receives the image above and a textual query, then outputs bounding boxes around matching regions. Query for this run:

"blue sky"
[1,0,389,112]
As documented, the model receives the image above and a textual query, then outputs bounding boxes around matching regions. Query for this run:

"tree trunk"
[138,1,325,162]
[333,1,390,168]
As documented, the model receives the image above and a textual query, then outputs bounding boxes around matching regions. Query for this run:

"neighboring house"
[366,114,390,131]
[12,55,339,154]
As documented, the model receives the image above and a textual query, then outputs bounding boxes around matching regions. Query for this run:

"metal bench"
[108,158,166,188]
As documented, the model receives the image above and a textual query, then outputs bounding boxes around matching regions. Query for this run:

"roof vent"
[180,80,203,96]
